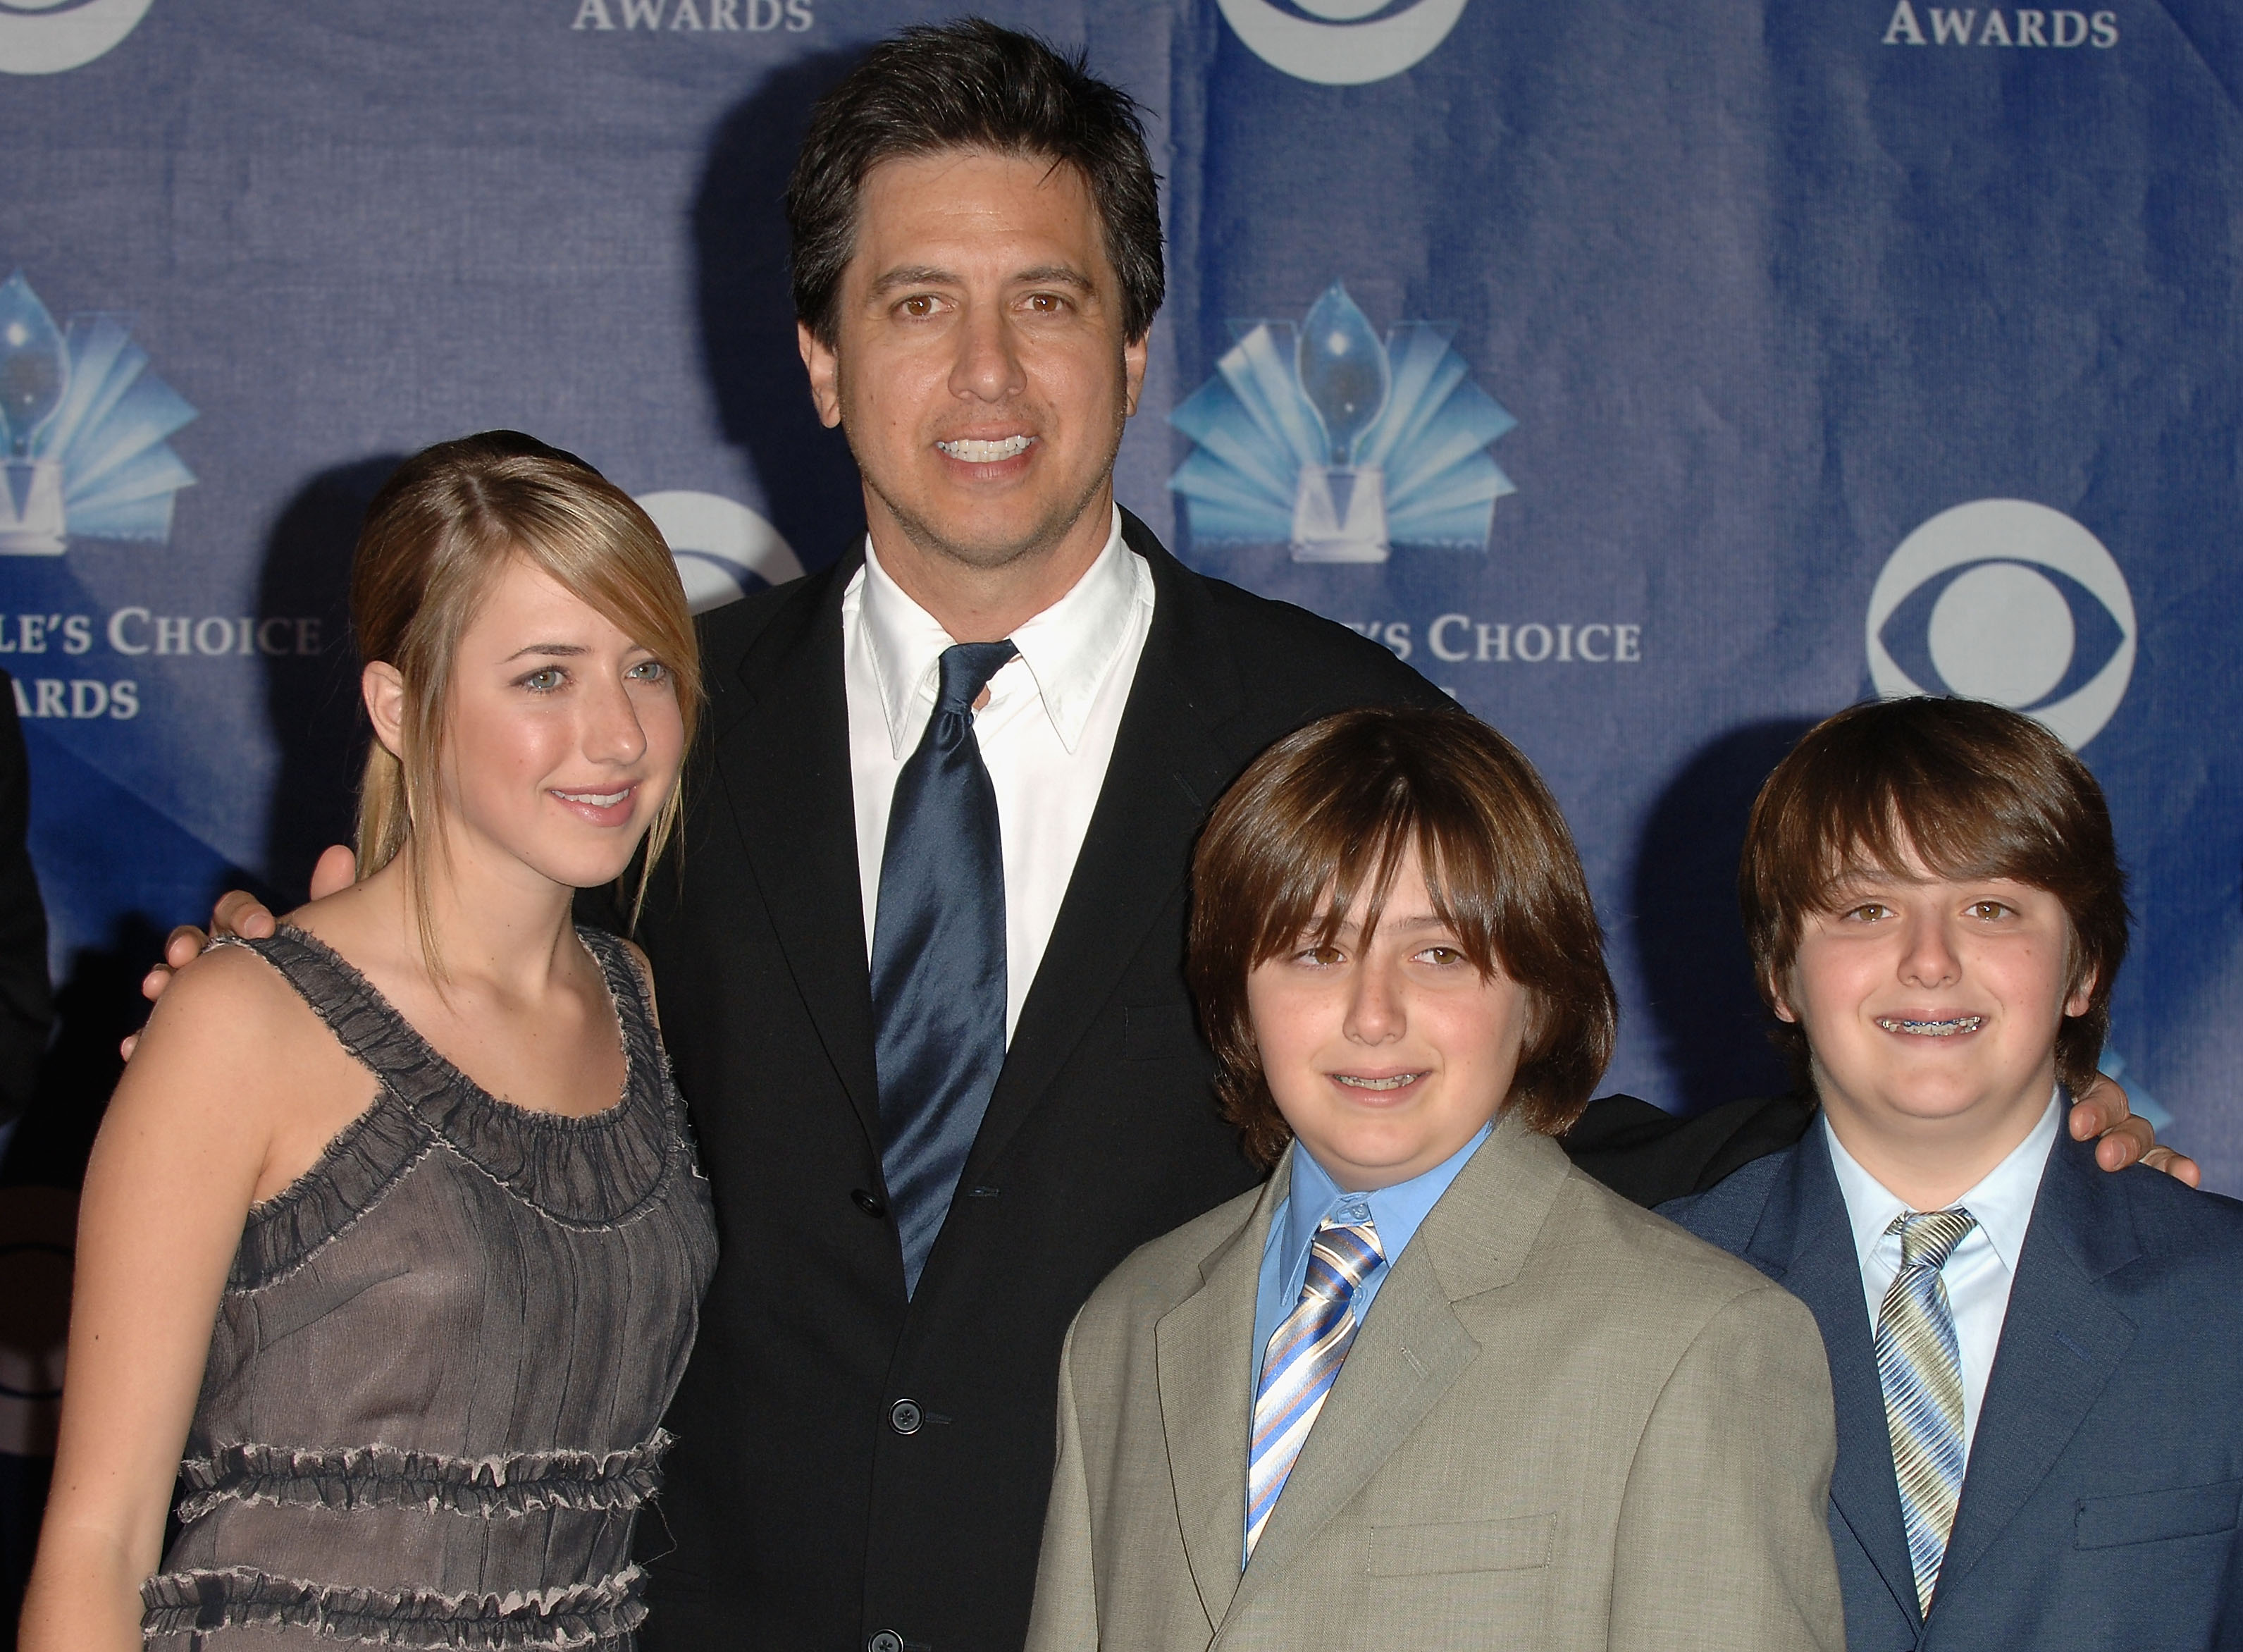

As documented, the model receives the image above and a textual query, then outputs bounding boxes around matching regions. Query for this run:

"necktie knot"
[1306,1218,1384,1298]
[935,640,1019,716]
[1891,1208,1977,1272]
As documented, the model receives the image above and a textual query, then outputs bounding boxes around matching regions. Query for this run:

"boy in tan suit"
[1027,705,1844,1651]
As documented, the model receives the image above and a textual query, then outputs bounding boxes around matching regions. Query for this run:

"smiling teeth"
[938,435,1032,462]
[555,789,629,808]
[1876,1016,1985,1037]
[1334,1073,1418,1090]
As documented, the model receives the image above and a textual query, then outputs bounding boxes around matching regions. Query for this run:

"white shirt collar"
[858,505,1148,759]
[1824,1087,2063,1275]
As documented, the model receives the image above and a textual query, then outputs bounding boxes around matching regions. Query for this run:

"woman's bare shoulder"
[128,937,350,1107]
[147,938,307,1035]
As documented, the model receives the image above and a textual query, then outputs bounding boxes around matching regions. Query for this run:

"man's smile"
[936,434,1036,463]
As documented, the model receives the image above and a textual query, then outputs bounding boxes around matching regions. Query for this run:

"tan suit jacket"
[1025,1111,1845,1651]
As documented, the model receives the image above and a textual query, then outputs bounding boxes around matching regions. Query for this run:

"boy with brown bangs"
[1666,695,2243,1652]
[1027,705,1843,1651]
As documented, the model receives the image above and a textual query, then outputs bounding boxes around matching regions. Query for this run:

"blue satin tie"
[870,639,1018,1297]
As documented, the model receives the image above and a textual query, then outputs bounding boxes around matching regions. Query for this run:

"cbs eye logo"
[1216,0,1469,85]
[1866,498,2136,750]
[0,0,154,75]
[634,491,801,616]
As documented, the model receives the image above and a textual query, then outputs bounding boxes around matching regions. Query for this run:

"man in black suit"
[163,21,2178,1652]
[618,25,2177,1650]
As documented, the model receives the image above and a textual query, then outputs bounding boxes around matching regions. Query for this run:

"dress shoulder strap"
[573,926,674,1122]
[216,923,681,1231]
[204,932,435,1290]
[208,928,435,1084]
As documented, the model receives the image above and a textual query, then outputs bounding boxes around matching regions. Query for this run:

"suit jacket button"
[867,1634,904,1652]
[851,1188,886,1218]
[889,1398,922,1435]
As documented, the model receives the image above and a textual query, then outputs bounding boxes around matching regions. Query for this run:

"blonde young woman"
[19,432,717,1651]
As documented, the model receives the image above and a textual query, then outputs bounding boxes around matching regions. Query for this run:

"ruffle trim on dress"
[141,1564,645,1649]
[228,1085,435,1292]
[175,1431,674,1523]
[225,928,677,1229]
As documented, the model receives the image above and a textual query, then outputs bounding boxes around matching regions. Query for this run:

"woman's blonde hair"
[351,431,702,965]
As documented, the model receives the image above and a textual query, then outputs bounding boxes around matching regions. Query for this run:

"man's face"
[800,147,1148,575]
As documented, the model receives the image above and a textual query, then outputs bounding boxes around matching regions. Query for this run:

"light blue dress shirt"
[1243,1121,1495,1558]
[1824,1090,2060,1462]
[1249,1121,1495,1393]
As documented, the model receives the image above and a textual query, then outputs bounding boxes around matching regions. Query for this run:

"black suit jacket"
[625,514,1806,1652]
[0,669,51,1126]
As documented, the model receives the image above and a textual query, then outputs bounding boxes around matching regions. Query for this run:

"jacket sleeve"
[1562,1093,1817,1208]
[1607,1281,1846,1651]
[1024,1316,1101,1652]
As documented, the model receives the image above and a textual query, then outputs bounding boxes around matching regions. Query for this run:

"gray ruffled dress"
[140,926,717,1650]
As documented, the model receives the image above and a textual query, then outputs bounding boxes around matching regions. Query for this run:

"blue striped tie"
[1246,1216,1383,1560]
[1874,1207,1978,1615]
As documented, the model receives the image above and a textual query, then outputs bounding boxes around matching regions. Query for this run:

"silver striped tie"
[1245,1216,1383,1560]
[1874,1207,1978,1614]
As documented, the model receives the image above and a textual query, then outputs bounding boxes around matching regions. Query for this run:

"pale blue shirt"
[1249,1121,1494,1393]
[1244,1122,1494,1558]
[1824,1091,2061,1462]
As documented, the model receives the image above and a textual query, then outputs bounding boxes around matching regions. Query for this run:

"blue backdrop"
[3,0,2238,1191]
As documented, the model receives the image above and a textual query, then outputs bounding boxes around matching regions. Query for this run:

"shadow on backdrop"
[258,457,401,904]
[693,47,867,577]
[1,916,166,1196]
[1629,718,1815,1117]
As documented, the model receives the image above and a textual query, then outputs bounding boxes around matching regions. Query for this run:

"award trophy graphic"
[0,271,70,555]
[1290,284,1393,562]
[1170,281,1516,561]
[0,269,197,555]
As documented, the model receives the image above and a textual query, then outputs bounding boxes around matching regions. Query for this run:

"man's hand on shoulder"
[2072,1073,2201,1187]
[123,844,357,1059]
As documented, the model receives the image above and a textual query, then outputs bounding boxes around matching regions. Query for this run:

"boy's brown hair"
[1739,696,2128,1097]
[1188,705,1617,1169]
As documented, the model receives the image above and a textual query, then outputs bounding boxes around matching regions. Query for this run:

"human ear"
[1768,966,1800,1025]
[362,662,407,759]
[799,321,844,429]
[2064,967,2097,1020]
[1120,329,1149,419]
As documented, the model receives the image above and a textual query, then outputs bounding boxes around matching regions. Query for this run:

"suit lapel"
[963,518,1248,1178]
[1223,1116,1557,1625]
[712,557,883,1154]
[1750,1126,1925,1632]
[1158,1158,1289,1631]
[1934,1133,2138,1601]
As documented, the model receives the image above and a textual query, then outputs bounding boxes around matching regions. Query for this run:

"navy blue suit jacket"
[1664,1121,2243,1651]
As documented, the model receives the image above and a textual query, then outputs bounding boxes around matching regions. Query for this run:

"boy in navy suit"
[1666,696,2243,1651]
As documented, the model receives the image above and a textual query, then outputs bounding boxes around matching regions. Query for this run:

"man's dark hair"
[785,19,1166,347]
[1739,695,2130,1098]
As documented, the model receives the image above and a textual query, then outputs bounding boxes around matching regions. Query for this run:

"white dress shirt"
[1824,1091,2062,1463]
[843,506,1156,1041]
